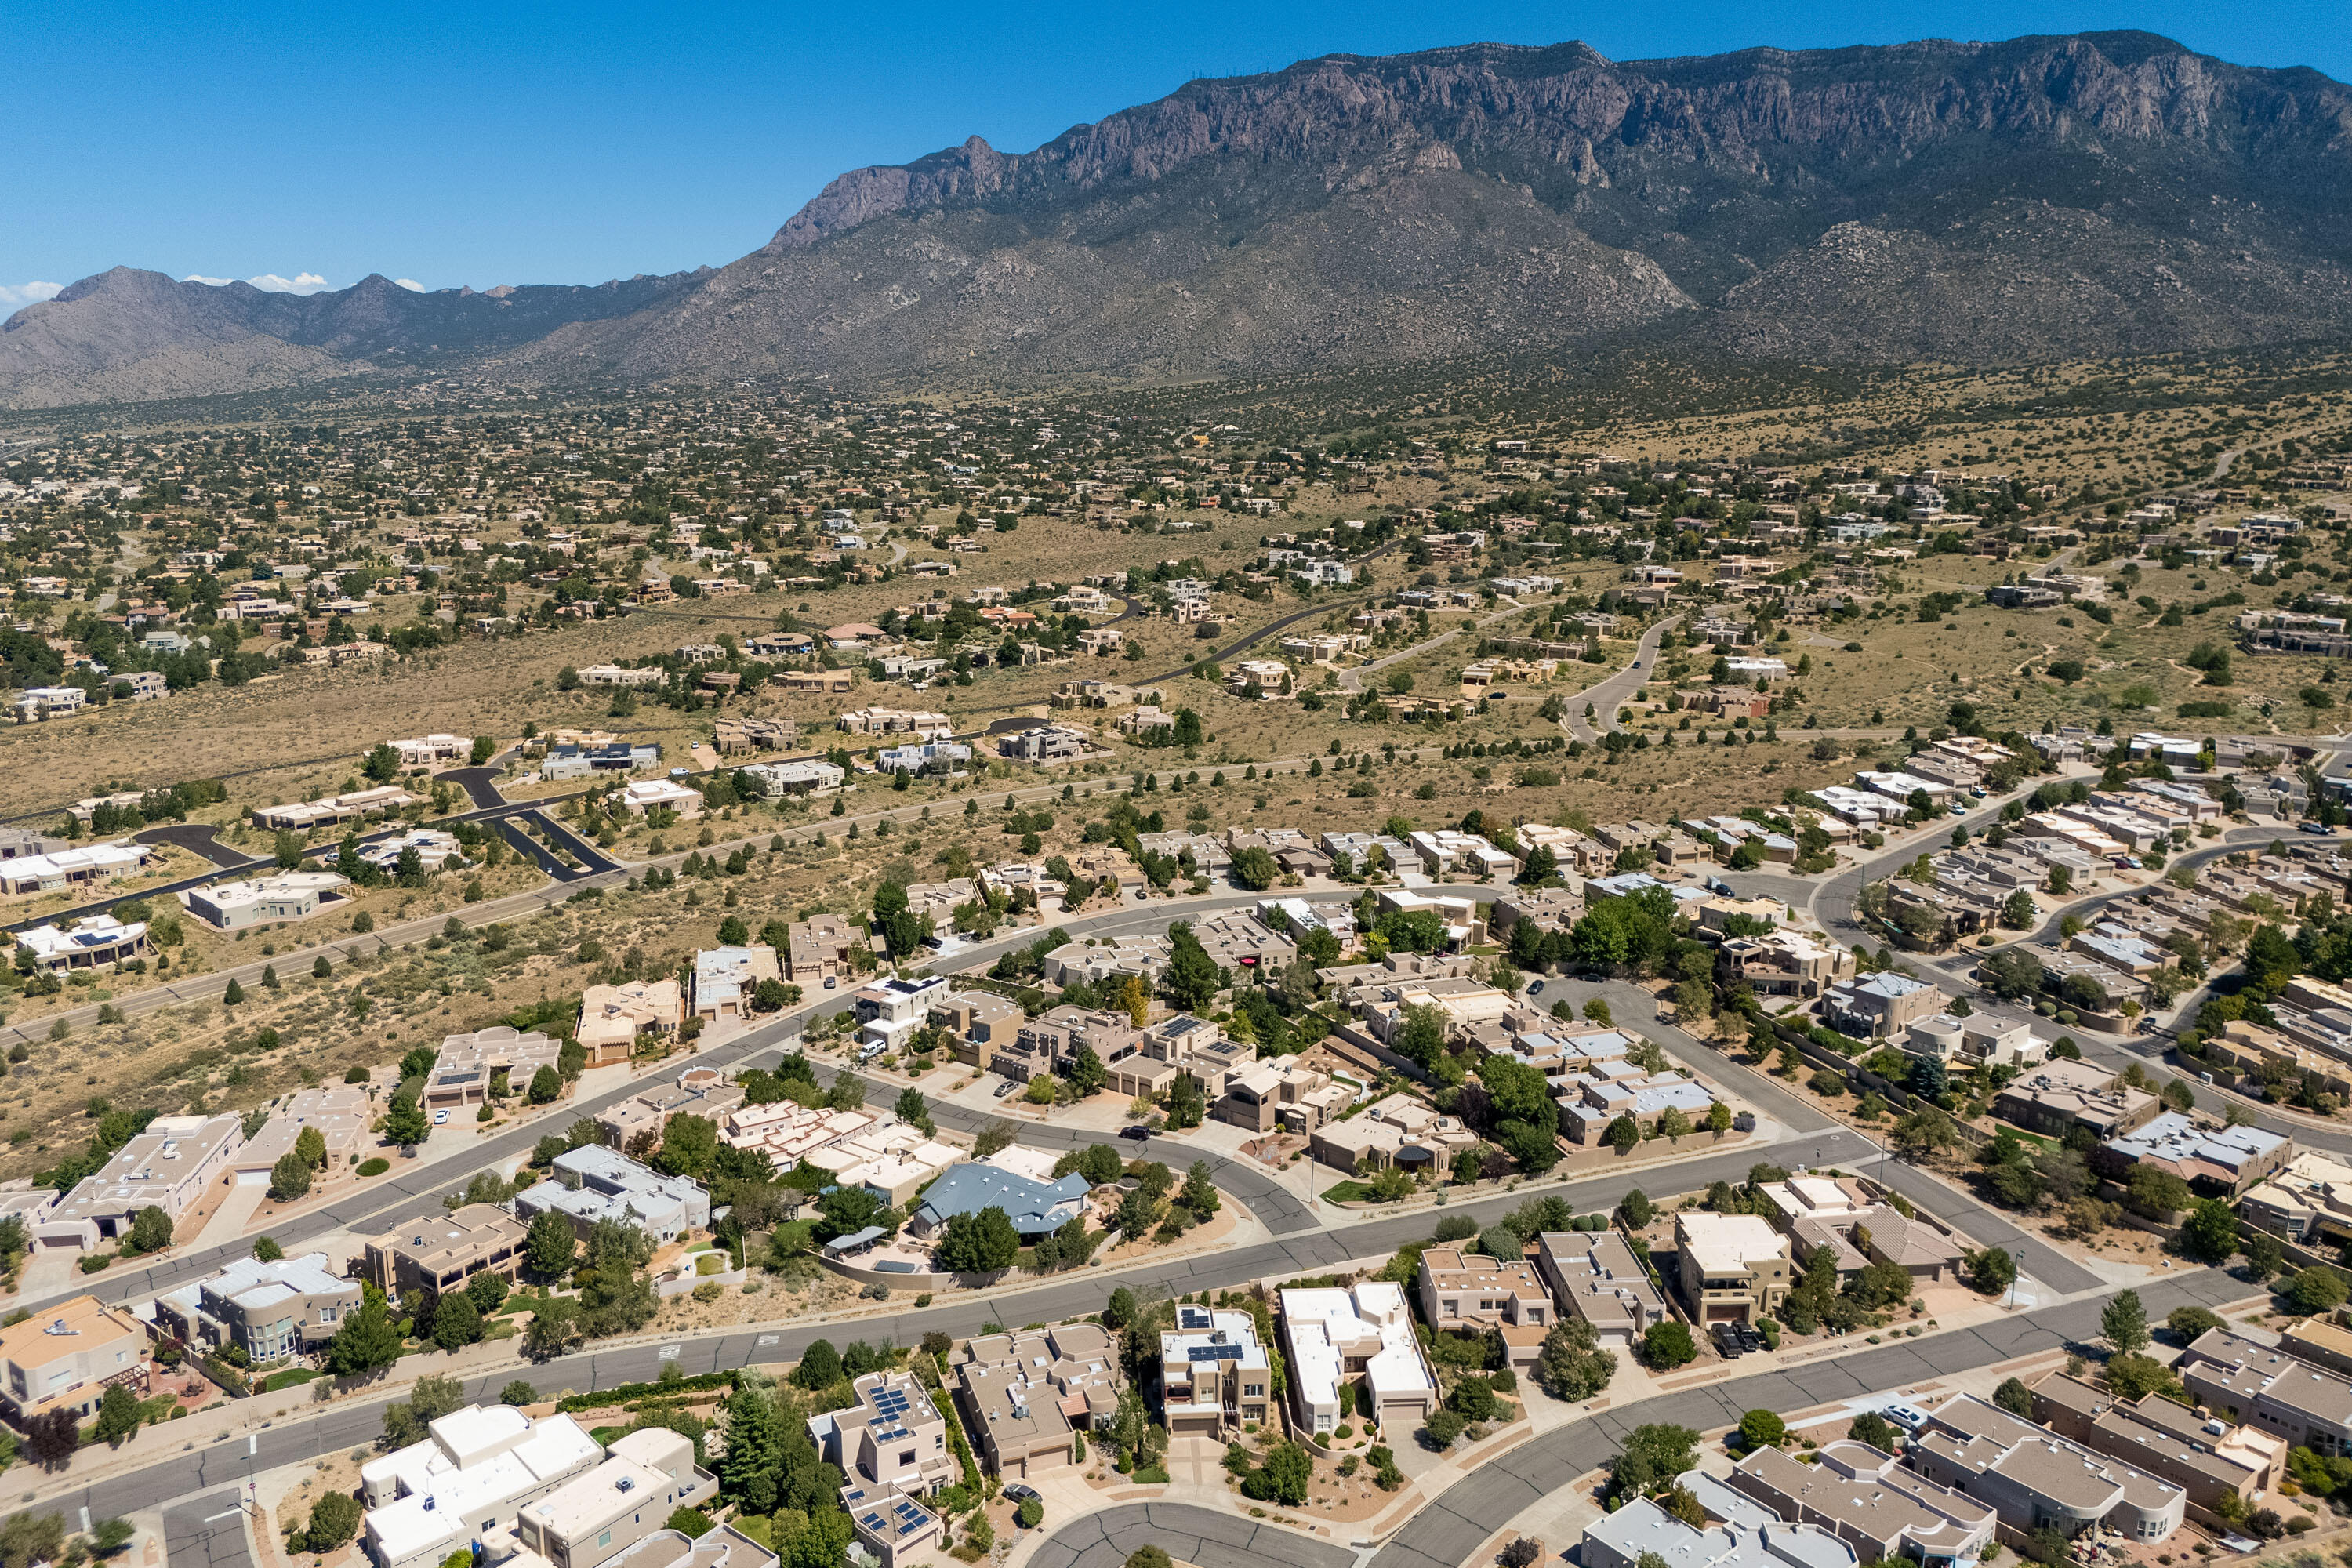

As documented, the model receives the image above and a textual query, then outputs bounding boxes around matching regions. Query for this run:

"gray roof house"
[154,1250,361,1363]
[516,1145,710,1243]
[908,1163,1088,1240]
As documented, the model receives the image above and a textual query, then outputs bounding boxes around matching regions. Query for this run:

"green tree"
[1738,1410,1786,1450]
[1993,1377,2036,1418]
[127,1206,172,1254]
[1848,1412,1898,1451]
[524,1297,583,1359]
[1642,1321,1697,1369]
[525,1209,578,1277]
[1162,923,1221,1011]
[1609,1424,1700,1500]
[1229,847,1277,891]
[384,1097,430,1150]
[2287,1267,2350,1316]
[2100,1290,2149,1356]
[91,1385,143,1446]
[1260,1442,1312,1504]
[303,1493,361,1553]
[2176,1198,2241,1264]
[1533,1317,1616,1401]
[1963,1247,2016,1295]
[654,1113,720,1180]
[432,1288,482,1349]
[269,1150,313,1202]
[1395,1004,1450,1074]
[935,1207,1022,1273]
[324,1295,402,1376]
[528,1065,561,1104]
[2167,1306,2223,1341]
[793,1340,843,1390]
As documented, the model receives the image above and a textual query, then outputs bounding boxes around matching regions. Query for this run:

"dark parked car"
[1120,1125,1153,1141]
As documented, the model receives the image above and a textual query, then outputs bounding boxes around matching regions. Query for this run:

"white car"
[431,1109,449,1126]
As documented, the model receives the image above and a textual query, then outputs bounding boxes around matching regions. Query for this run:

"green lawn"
[1322,1181,1374,1203]
[262,1368,323,1392]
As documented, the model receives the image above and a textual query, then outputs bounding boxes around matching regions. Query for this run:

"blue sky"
[3,0,2345,307]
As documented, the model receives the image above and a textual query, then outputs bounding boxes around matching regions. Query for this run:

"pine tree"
[221,977,245,1005]
[2101,1289,2149,1356]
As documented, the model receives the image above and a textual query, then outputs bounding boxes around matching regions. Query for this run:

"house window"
[598,1533,612,1549]
[901,1450,916,1465]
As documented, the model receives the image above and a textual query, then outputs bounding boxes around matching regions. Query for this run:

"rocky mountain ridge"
[7,30,2352,408]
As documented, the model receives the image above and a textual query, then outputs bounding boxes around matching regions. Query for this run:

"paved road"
[15,884,1507,1319]
[1562,620,1672,742]
[32,1134,1881,1525]
[441,765,510,810]
[134,822,252,869]
[1020,1262,2259,1568]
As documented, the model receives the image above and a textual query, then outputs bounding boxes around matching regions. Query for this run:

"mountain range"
[7,30,2352,409]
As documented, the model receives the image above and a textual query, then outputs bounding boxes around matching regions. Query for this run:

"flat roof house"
[0,1294,151,1430]
[1822,973,1945,1039]
[692,945,782,1021]
[1160,1305,1270,1439]
[1730,1440,1994,1568]
[952,1322,1120,1479]
[426,1026,562,1109]
[180,870,348,930]
[786,914,855,985]
[805,1372,952,1567]
[154,1250,360,1364]
[42,1112,247,1251]
[575,978,683,1067]
[2177,1328,2352,1457]
[2030,1373,2285,1528]
[359,1203,528,1298]
[0,840,150,898]
[17,914,147,974]
[514,1428,717,1568]
[1537,1230,1668,1349]
[1991,1059,2161,1141]
[1280,1282,1438,1436]
[852,975,949,1054]
[1674,1213,1792,1324]
[1414,1246,1554,1370]
[360,1406,603,1568]
[1910,1392,2184,1544]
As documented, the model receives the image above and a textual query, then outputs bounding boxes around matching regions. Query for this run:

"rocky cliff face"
[9,31,2352,408]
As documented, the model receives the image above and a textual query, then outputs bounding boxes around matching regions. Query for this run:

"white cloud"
[183,271,334,295]
[394,278,425,292]
[0,281,64,310]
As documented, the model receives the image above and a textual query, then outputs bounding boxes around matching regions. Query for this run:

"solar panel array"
[871,1387,913,1417]
[1187,1343,1236,1363]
